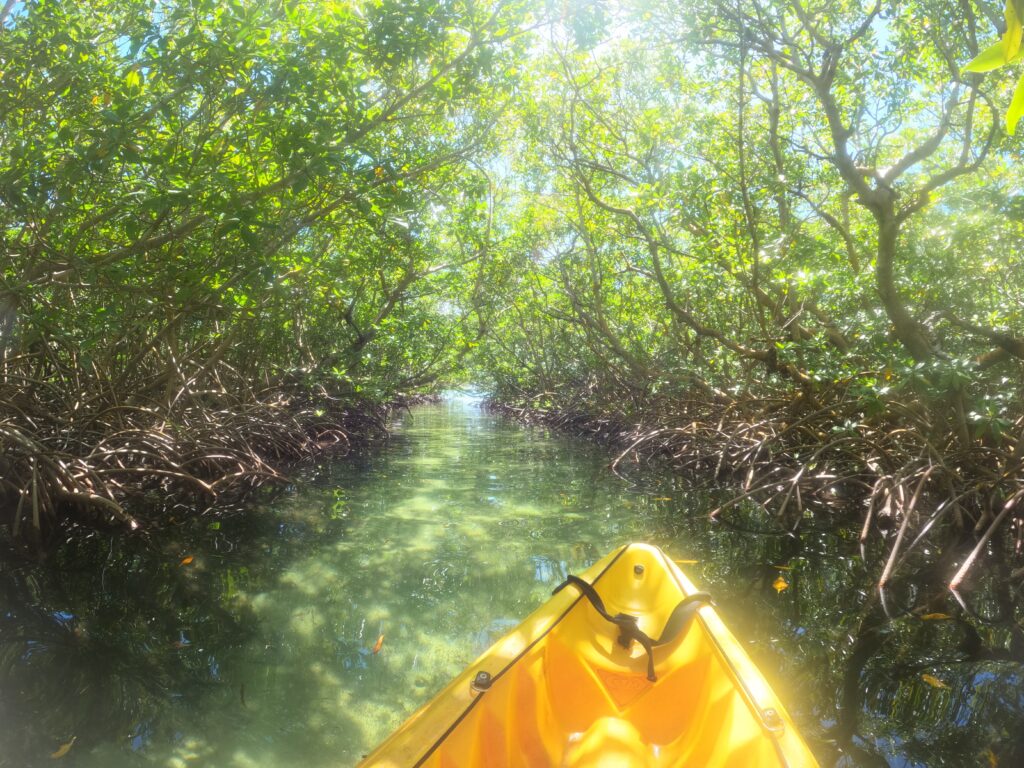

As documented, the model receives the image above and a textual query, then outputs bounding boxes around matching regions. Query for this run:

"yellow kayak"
[361,543,818,767]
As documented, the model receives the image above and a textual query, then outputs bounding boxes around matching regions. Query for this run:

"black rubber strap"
[552,575,615,622]
[553,576,712,681]
[652,592,713,646]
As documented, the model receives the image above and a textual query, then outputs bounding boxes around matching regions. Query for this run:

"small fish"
[240,682,247,709]
[652,497,672,501]
[921,673,948,689]
[920,613,951,621]
[179,556,194,566]
[772,575,789,593]
[50,737,76,759]
[674,559,699,565]
[372,634,384,655]
[774,565,792,571]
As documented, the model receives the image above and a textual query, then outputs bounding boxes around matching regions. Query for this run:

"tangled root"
[486,391,1024,591]
[0,354,409,536]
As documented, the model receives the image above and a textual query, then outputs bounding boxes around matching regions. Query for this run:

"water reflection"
[1,400,1022,766]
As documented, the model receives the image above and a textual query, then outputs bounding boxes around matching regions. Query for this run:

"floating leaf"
[179,556,194,566]
[372,634,384,654]
[921,673,949,689]
[50,738,76,759]
[920,613,951,621]
[772,575,789,593]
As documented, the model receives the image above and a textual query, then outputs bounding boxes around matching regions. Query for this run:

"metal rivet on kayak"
[634,564,645,576]
[471,671,492,693]
[762,708,783,731]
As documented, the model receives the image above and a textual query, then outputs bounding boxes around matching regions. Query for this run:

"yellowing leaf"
[1006,0,1024,62]
[179,556,194,566]
[962,42,1003,73]
[920,613,951,621]
[921,673,948,689]
[1007,73,1024,135]
[50,737,76,759]
[772,575,789,593]
[964,41,1022,73]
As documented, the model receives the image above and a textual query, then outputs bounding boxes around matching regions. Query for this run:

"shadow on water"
[2,397,1023,766]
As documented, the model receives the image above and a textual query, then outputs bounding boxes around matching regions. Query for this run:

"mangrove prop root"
[485,393,1024,591]
[1,353,430,536]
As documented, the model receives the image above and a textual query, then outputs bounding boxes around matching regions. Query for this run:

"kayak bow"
[361,543,818,767]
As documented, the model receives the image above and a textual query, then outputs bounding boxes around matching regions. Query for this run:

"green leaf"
[125,69,141,90]
[1006,73,1024,134]
[1007,0,1024,61]
[964,41,1015,73]
[969,1,1024,73]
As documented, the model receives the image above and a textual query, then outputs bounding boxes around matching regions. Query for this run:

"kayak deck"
[361,543,818,767]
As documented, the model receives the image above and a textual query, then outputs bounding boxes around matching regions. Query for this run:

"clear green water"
[2,398,1023,766]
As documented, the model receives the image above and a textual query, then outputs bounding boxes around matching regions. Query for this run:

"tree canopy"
[1,0,1022,571]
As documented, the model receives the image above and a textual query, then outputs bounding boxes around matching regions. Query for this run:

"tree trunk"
[874,212,932,361]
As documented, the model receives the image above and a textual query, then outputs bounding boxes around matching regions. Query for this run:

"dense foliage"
[473,0,1024,589]
[3,2,1024,765]
[1,0,1023,588]
[1,0,526,530]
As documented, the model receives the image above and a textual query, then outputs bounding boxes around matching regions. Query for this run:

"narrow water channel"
[2,398,1022,766]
